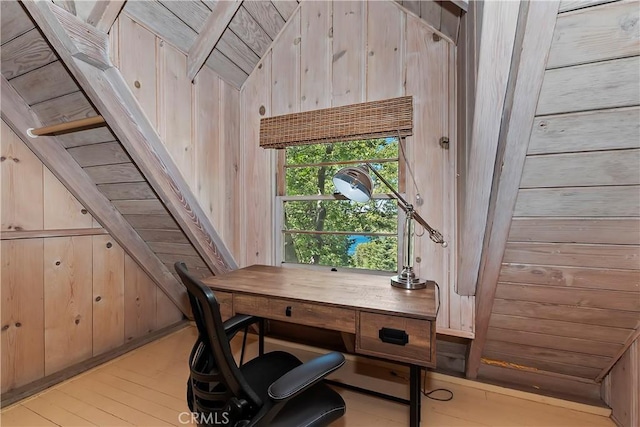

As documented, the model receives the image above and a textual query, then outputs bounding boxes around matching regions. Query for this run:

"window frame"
[274,139,407,273]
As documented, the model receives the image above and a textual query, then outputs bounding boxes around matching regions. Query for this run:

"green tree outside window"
[281,138,400,271]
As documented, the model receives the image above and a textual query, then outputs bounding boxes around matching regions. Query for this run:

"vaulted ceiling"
[45,0,465,89]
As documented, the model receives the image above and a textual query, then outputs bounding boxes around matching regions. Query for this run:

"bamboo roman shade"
[260,96,413,149]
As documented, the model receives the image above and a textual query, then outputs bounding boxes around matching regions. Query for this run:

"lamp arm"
[363,162,407,206]
[411,210,446,246]
[363,162,447,247]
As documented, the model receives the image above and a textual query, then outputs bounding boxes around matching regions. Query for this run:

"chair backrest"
[175,262,262,414]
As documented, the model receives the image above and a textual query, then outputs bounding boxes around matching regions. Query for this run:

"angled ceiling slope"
[118,0,463,88]
[1,1,238,315]
[122,0,299,87]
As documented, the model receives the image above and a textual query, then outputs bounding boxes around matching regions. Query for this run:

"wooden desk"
[202,264,437,427]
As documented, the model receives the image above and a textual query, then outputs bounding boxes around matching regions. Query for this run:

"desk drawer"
[215,291,234,321]
[357,312,435,367]
[234,295,356,333]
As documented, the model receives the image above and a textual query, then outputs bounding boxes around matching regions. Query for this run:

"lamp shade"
[332,166,373,203]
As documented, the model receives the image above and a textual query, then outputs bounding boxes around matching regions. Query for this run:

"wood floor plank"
[0,326,616,427]
[88,371,187,412]
[0,404,58,426]
[56,380,172,426]
[99,365,184,400]
[36,389,135,427]
[60,377,177,425]
[21,393,97,426]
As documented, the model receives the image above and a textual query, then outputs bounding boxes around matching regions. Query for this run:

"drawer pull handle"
[285,306,292,317]
[379,327,409,346]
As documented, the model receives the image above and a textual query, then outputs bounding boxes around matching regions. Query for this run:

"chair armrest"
[268,352,345,401]
[223,314,260,339]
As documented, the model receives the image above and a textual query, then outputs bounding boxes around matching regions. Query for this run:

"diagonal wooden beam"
[1,76,190,317]
[465,0,560,378]
[21,0,238,276]
[86,0,126,33]
[52,0,75,15]
[47,2,112,70]
[187,0,243,81]
[456,1,520,296]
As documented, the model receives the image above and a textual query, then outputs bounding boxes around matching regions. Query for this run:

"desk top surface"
[201,264,437,320]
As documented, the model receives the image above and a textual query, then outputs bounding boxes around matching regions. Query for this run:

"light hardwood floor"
[1,326,615,427]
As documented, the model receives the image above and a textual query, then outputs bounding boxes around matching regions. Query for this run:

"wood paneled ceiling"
[1,0,235,313]
[119,0,462,89]
[122,0,300,88]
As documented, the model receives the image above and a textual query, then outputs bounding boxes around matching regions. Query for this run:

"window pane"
[282,137,400,272]
[285,138,398,166]
[283,199,397,233]
[284,233,397,271]
[285,161,398,196]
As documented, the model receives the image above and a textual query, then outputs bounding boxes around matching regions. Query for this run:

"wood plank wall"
[2,0,214,285]
[479,0,640,400]
[238,0,474,337]
[1,120,182,395]
[109,13,241,261]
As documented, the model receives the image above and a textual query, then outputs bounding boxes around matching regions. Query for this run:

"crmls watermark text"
[178,411,231,425]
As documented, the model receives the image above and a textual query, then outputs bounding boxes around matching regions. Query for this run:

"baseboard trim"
[1,320,189,408]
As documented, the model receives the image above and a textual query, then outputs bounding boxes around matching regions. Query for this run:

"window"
[276,138,401,272]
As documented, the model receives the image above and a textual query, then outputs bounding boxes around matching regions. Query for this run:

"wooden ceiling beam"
[455,1,520,296]
[187,0,243,81]
[52,0,76,15]
[465,0,560,378]
[46,2,111,70]
[1,76,190,317]
[86,0,126,33]
[22,0,238,276]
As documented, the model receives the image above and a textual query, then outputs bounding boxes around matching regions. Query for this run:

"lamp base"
[390,275,427,290]
[390,266,431,290]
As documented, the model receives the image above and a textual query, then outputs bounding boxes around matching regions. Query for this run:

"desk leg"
[410,365,421,427]
[258,319,265,356]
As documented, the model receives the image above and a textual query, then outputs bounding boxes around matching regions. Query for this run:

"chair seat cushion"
[241,351,346,427]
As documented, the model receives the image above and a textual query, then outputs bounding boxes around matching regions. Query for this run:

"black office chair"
[175,262,347,427]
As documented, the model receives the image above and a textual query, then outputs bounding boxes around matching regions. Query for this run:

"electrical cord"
[420,281,453,401]
[434,282,441,317]
[422,383,454,401]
